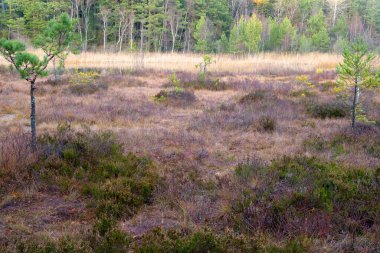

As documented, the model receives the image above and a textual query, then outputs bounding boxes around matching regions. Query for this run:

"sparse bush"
[289,88,315,97]
[68,82,108,95]
[0,130,35,194]
[306,100,349,119]
[235,156,265,181]
[167,72,182,91]
[68,70,107,95]
[70,70,100,86]
[258,115,276,132]
[239,90,273,104]
[320,81,336,92]
[134,228,259,253]
[183,78,228,91]
[4,219,131,253]
[155,89,196,105]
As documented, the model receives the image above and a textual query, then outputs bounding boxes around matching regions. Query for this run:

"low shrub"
[289,88,315,98]
[235,156,266,182]
[306,100,349,119]
[133,228,259,253]
[229,156,380,237]
[183,79,228,91]
[320,81,336,92]
[36,124,158,220]
[257,116,276,132]
[3,219,131,253]
[67,70,107,95]
[68,83,108,95]
[239,90,275,104]
[155,89,196,105]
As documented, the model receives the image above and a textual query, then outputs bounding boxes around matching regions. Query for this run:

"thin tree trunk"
[333,1,337,26]
[130,15,134,51]
[30,81,37,151]
[103,23,107,51]
[53,58,58,83]
[140,22,144,53]
[352,84,358,130]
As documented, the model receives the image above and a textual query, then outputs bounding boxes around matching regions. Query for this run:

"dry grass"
[0,52,344,74]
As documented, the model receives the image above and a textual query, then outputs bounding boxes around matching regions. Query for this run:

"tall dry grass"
[0,52,343,74]
[65,52,342,74]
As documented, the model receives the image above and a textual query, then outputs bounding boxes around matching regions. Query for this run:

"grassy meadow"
[0,53,379,252]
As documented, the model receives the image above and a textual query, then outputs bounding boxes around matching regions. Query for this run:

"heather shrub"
[36,124,158,220]
[289,88,315,97]
[155,89,196,105]
[68,70,108,95]
[239,90,275,104]
[306,100,349,119]
[235,156,265,181]
[134,228,259,253]
[68,83,108,95]
[229,156,380,237]
[4,219,131,253]
[183,79,228,91]
[257,115,276,132]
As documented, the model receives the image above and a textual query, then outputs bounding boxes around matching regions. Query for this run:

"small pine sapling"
[336,40,378,131]
[195,54,215,81]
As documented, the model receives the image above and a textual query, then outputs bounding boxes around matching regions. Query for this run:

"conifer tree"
[0,13,76,150]
[336,40,377,130]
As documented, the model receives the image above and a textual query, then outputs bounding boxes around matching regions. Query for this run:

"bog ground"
[0,55,379,252]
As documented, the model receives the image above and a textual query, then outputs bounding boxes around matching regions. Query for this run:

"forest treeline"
[0,0,379,53]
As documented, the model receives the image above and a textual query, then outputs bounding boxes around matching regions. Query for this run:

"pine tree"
[194,16,209,52]
[242,14,262,53]
[0,14,76,150]
[336,40,377,130]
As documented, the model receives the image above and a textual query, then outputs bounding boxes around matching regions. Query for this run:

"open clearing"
[0,54,379,252]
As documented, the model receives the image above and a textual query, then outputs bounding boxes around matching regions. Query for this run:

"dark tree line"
[0,0,379,53]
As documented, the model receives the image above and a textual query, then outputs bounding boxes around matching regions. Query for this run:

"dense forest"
[0,0,379,53]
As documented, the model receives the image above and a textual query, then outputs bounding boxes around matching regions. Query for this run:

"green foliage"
[230,156,380,235]
[68,70,106,95]
[183,79,227,91]
[298,35,313,52]
[168,73,182,92]
[306,12,330,52]
[336,40,378,128]
[337,40,376,89]
[0,39,46,80]
[195,54,215,80]
[311,28,330,52]
[0,13,76,82]
[194,16,210,53]
[306,100,349,119]
[1,0,380,53]
[37,125,158,220]
[230,15,262,53]
[70,70,100,86]
[266,17,295,51]
[134,228,259,253]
